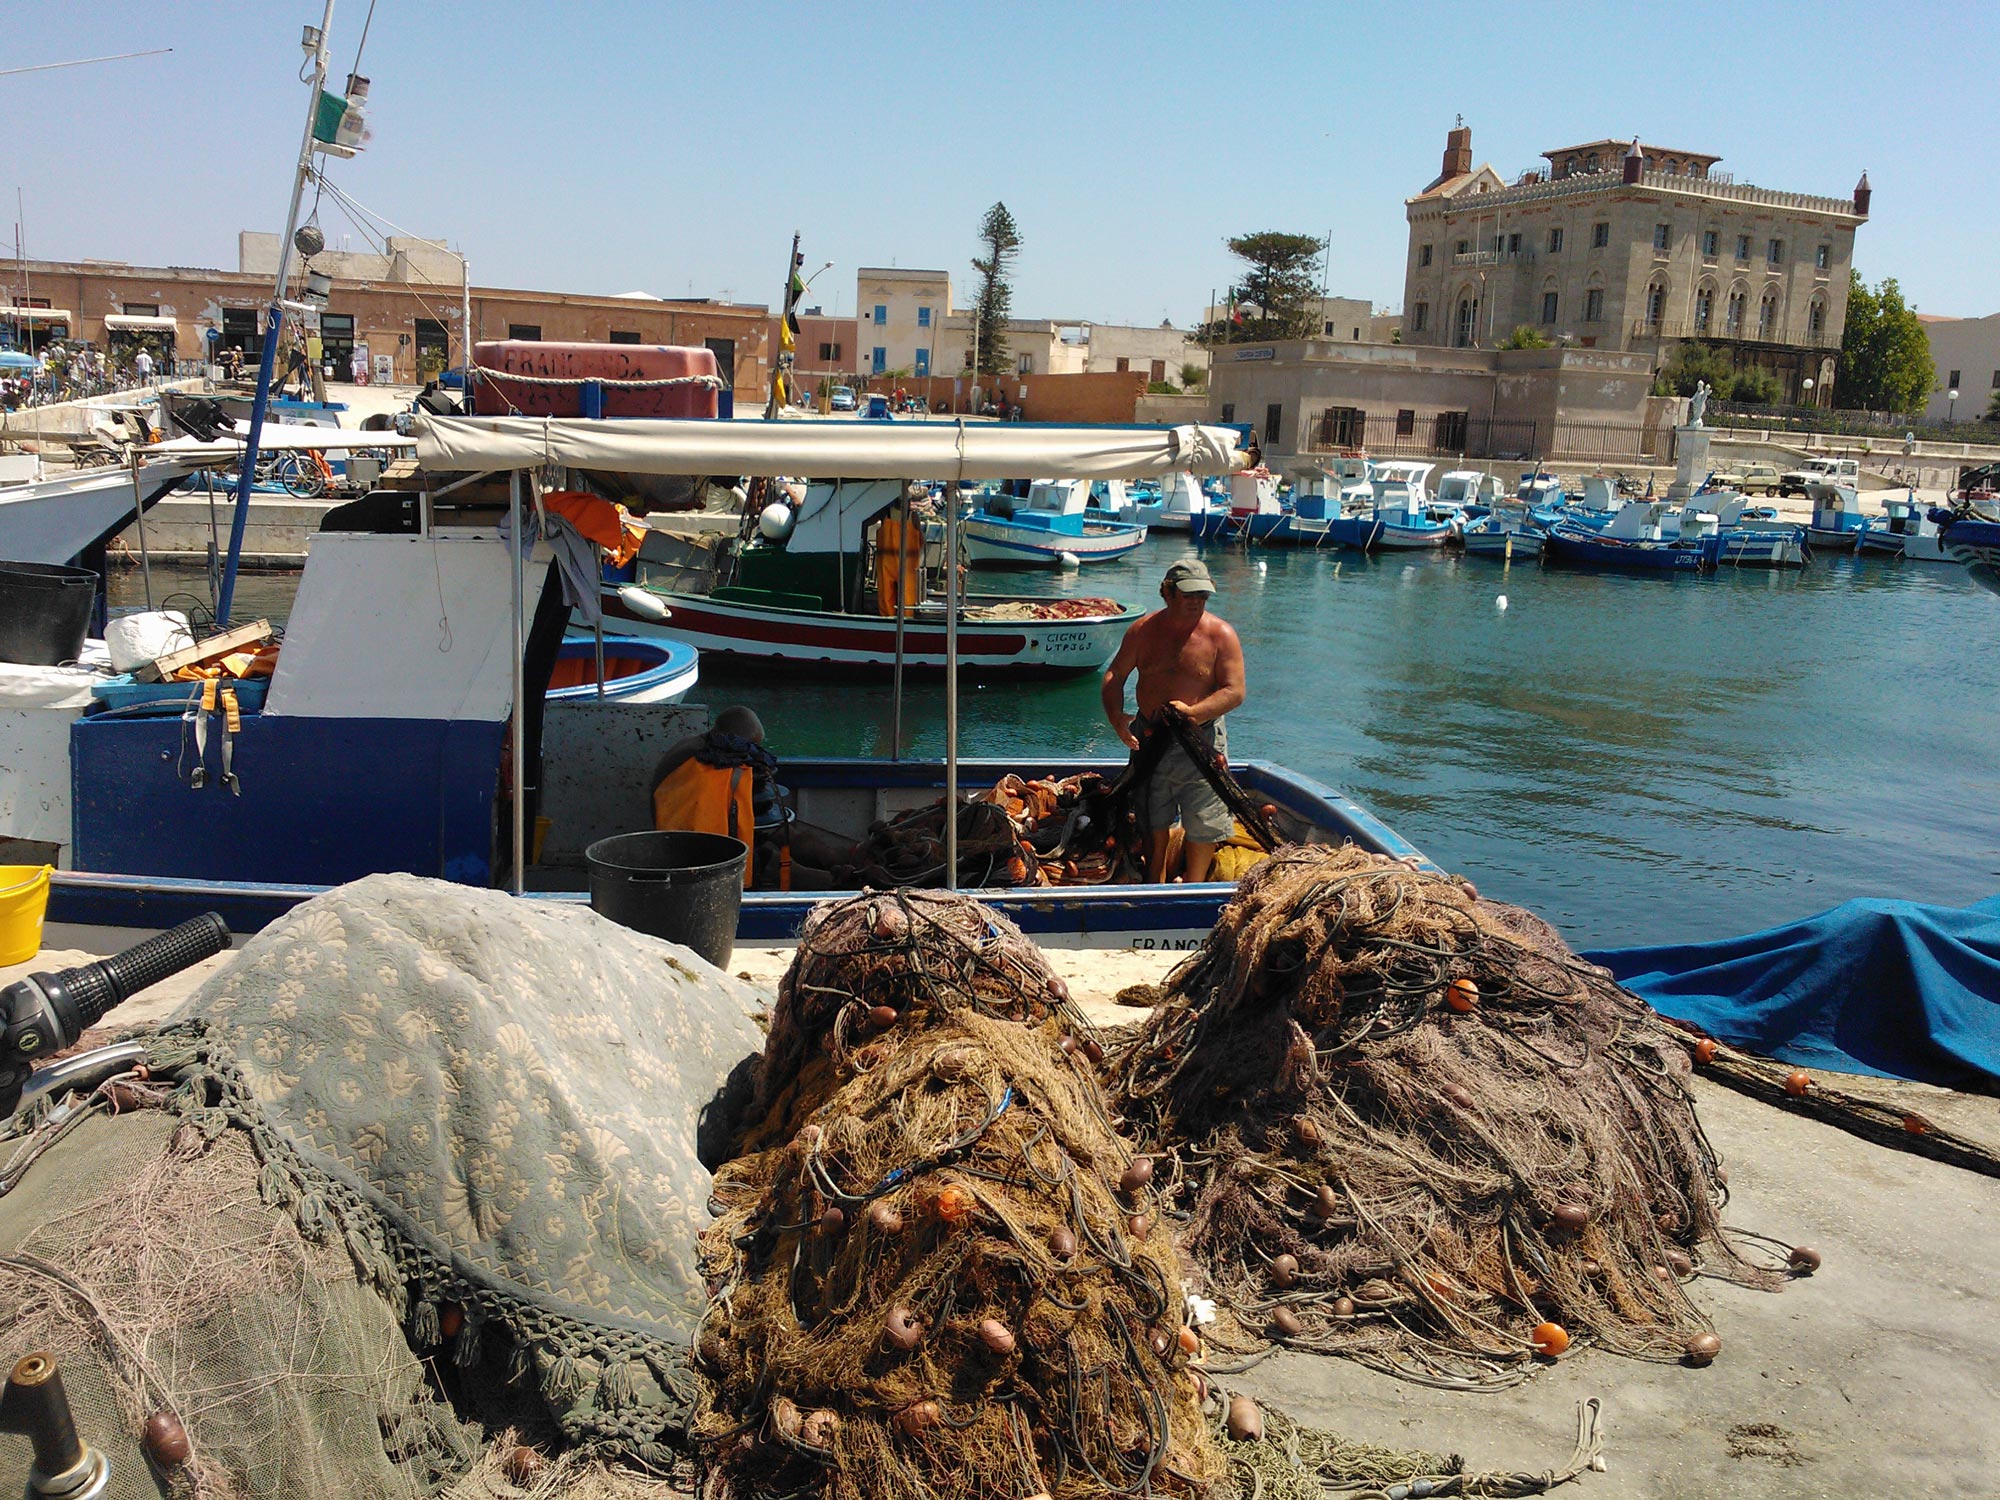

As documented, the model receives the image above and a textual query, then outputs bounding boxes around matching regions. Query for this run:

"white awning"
[103,314,179,332]
[2,308,72,324]
[410,414,1248,481]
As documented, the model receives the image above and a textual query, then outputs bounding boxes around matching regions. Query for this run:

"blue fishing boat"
[1542,501,1710,573]
[1942,515,2000,596]
[1461,493,1546,560]
[1289,456,1376,548]
[1191,471,1293,544]
[1805,483,1872,553]
[1358,461,1462,550]
[962,477,1148,565]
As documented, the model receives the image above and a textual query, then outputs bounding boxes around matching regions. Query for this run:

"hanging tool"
[219,685,241,795]
[190,677,218,789]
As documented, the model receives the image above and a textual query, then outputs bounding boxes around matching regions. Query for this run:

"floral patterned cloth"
[168,872,767,1453]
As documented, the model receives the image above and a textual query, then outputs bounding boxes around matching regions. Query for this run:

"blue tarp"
[1585,896,2000,1090]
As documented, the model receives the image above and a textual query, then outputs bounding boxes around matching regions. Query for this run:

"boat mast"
[217,0,337,626]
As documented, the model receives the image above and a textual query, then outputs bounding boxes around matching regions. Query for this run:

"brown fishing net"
[698,889,1220,1500]
[1104,845,1802,1387]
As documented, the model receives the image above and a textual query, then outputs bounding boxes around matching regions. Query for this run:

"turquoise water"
[120,540,1998,948]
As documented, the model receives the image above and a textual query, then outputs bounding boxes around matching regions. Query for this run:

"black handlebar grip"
[52,912,231,1030]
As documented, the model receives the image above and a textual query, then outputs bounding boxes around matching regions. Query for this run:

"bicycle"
[271,448,334,499]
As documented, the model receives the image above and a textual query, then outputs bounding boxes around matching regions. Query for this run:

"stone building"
[1918,312,2000,422]
[854,267,951,378]
[1,238,770,392]
[1400,124,1869,402]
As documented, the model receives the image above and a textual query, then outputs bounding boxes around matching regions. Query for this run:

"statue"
[1688,380,1710,429]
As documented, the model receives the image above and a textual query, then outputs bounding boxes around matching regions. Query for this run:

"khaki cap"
[1162,557,1216,595]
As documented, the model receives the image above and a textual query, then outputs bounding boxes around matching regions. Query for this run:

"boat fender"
[1058,551,1081,570]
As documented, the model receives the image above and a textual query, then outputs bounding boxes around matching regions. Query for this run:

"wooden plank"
[134,618,273,682]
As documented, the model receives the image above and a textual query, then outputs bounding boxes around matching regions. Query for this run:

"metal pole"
[765,230,799,420]
[128,450,155,610]
[891,484,908,758]
[944,429,962,889]
[203,468,220,606]
[219,0,336,626]
[460,252,472,401]
[593,613,606,699]
[509,470,526,893]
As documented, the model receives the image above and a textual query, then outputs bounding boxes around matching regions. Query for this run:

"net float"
[1060,1033,1078,1055]
[883,1308,924,1351]
[931,1047,975,1080]
[1313,1185,1341,1218]
[1269,1253,1299,1288]
[798,1124,823,1150]
[1080,1037,1106,1066]
[819,1206,845,1235]
[933,1184,976,1225]
[1270,1305,1304,1339]
[1459,879,1480,901]
[1530,1321,1570,1356]
[1355,1279,1397,1303]
[440,1303,463,1339]
[770,1397,802,1440]
[1331,1296,1356,1317]
[1049,976,1070,1001]
[1128,1213,1153,1238]
[1684,1332,1722,1366]
[1581,1259,1604,1278]
[893,1400,940,1436]
[1550,1203,1590,1233]
[1694,1038,1718,1065]
[868,1005,899,1030]
[1050,1226,1077,1261]
[1788,1246,1822,1274]
[502,1445,546,1484]
[1441,1082,1475,1110]
[1651,1263,1673,1283]
[979,1318,1017,1357]
[1784,1069,1812,1097]
[1120,1157,1155,1194]
[1903,1113,1930,1135]
[1666,1249,1693,1277]
[1295,1118,1323,1152]
[1226,1395,1264,1442]
[800,1409,840,1450]
[866,1201,904,1235]
[1445,978,1480,1012]
[144,1411,191,1467]
[1178,1325,1200,1356]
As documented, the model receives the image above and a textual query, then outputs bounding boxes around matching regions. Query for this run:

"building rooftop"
[1545,139,1721,173]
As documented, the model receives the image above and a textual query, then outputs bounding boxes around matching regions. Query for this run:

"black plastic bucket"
[0,560,96,667]
[584,830,747,968]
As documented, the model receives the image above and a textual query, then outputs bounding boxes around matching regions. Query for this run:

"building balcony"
[1629,319,1839,351]
[1452,248,1535,267]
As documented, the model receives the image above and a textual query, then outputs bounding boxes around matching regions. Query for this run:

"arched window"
[1455,295,1479,347]
[1645,280,1669,331]
[1694,285,1715,334]
[1807,297,1826,339]
[1725,289,1746,336]
[1758,290,1779,339]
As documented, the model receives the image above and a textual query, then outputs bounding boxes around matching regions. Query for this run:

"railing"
[1414,167,1857,219]
[1306,412,1674,464]
[1708,401,2000,444]
[1451,247,1535,267]
[1627,320,1840,351]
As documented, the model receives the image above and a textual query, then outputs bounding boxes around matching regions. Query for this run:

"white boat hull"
[0,459,195,565]
[962,520,1147,566]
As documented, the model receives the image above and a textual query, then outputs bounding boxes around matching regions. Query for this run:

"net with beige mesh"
[697,889,1221,1500]
[1103,845,1809,1388]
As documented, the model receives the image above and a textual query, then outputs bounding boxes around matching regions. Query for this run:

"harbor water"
[116,537,1999,949]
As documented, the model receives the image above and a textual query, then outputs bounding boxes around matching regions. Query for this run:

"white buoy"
[1257,559,1268,574]
[1495,594,1509,611]
[617,585,671,622]
[1058,551,1081,570]
[758,502,794,541]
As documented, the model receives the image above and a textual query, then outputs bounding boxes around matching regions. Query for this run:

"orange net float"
[1445,978,1480,1012]
[1693,1038,1718,1065]
[1529,1321,1570,1356]
[1784,1069,1812,1097]
[930,1182,977,1225]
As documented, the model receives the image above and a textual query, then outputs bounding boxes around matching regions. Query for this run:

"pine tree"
[970,203,1022,378]
[1205,232,1327,344]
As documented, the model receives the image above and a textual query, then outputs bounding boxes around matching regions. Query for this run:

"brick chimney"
[1440,123,1473,181]
[1622,137,1645,184]
[1853,171,1872,217]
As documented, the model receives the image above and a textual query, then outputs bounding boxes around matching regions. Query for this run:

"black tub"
[0,560,96,666]
[583,830,747,968]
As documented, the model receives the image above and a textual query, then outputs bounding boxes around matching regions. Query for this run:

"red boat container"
[470,341,720,419]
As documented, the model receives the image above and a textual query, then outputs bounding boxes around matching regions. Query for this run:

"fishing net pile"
[2,873,768,1497]
[696,889,1219,1500]
[1104,845,1800,1387]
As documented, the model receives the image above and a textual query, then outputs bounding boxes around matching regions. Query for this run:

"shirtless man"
[1099,557,1246,882]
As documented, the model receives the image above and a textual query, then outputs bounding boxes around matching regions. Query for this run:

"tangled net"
[1104,846,1804,1387]
[697,890,1219,1500]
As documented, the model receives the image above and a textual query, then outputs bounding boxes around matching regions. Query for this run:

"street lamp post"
[1948,386,1960,423]
[1801,376,1815,411]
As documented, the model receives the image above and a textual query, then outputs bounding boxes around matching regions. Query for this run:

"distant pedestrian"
[134,348,154,384]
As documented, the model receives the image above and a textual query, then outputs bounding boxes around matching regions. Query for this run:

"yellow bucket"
[0,864,52,966]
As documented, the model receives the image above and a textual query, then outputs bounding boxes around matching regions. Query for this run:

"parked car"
[829,385,856,412]
[1711,461,1782,495]
[1777,456,1859,497]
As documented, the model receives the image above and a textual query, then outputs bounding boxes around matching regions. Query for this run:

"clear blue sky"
[5,1,1994,323]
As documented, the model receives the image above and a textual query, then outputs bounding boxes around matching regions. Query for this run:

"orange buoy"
[893,1400,940,1436]
[1530,1321,1570,1356]
[933,1183,976,1225]
[1445,978,1480,1012]
[1177,1325,1200,1356]
[1225,1395,1264,1442]
[978,1318,1017,1357]
[1269,1305,1303,1339]
[1331,1296,1355,1317]
[1784,1069,1811,1097]
[1903,1113,1930,1135]
[1684,1332,1721,1365]
[1694,1038,1718,1065]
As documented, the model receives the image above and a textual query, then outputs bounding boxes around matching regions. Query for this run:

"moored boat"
[1542,500,1710,573]
[963,477,1148,566]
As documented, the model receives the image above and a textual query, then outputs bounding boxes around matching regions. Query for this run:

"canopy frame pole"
[127,450,155,611]
[509,468,526,894]
[944,428,963,889]
[593,613,606,699]
[891,483,908,760]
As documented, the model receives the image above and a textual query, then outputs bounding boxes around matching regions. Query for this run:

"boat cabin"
[1576,475,1625,514]
[1370,461,1435,519]
[1810,486,1866,534]
[1602,501,1670,541]
[1436,470,1504,507]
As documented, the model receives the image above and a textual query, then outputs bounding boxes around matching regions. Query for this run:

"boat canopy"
[410,415,1248,482]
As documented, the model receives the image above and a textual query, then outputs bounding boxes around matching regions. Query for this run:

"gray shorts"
[1137,716,1232,844]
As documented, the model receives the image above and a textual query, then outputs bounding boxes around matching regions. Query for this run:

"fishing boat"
[1460,494,1545,560]
[1703,496,1810,568]
[1290,456,1376,548]
[1542,500,1710,573]
[962,476,1148,566]
[1436,469,1505,512]
[547,635,699,703]
[1859,492,1948,561]
[1941,515,2000,597]
[1190,470,1292,544]
[1131,471,1210,533]
[1805,482,1871,553]
[1359,461,1460,549]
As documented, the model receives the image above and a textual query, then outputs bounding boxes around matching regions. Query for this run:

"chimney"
[1441,123,1473,181]
[1853,171,1872,217]
[1622,137,1645,185]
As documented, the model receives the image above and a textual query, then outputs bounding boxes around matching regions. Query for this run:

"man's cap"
[712,705,766,742]
[1163,557,1216,595]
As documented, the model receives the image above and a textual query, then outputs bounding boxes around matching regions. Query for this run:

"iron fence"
[1308,410,1672,464]
[1709,400,2000,446]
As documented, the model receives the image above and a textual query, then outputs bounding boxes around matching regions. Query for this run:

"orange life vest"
[653,761,755,888]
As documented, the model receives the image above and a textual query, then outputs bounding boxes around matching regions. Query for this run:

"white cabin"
[1369,461,1435,520]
